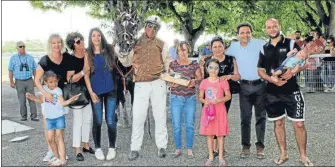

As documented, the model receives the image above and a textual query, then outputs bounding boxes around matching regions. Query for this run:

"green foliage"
[29,0,333,42]
[2,40,46,53]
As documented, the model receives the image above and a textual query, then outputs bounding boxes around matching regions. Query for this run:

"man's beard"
[296,36,301,40]
[269,32,280,39]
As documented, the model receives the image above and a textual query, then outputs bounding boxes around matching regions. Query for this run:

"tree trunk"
[183,27,205,57]
[328,3,335,37]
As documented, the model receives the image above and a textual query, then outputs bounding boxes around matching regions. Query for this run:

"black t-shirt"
[68,54,85,86]
[38,52,72,89]
[257,35,301,94]
[203,55,235,79]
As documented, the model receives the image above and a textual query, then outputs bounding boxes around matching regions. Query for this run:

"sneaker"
[239,148,250,158]
[43,151,54,162]
[128,151,139,161]
[95,148,105,160]
[158,148,167,158]
[324,87,332,92]
[106,148,116,160]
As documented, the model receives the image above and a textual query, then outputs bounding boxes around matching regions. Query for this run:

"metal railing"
[297,54,335,93]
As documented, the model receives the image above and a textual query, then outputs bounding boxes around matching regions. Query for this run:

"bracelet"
[81,70,85,76]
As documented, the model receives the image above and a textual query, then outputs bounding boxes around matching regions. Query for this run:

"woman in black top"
[65,32,95,161]
[199,36,240,158]
[35,34,72,163]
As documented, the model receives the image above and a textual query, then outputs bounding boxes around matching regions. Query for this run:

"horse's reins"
[114,62,133,93]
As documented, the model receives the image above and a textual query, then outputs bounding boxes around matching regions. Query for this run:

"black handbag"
[227,56,241,94]
[63,75,90,109]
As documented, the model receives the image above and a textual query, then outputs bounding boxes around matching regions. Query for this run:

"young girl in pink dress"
[199,59,231,166]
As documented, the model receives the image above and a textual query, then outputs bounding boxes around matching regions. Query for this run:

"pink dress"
[199,79,230,136]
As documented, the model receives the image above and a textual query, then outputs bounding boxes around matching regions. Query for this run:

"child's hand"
[71,93,81,102]
[211,99,220,105]
[25,93,34,100]
[204,100,210,108]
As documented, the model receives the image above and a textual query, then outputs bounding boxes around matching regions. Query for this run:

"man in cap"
[8,41,38,121]
[115,15,170,161]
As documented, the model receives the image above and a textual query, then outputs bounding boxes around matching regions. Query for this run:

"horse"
[111,1,153,139]
[115,58,134,128]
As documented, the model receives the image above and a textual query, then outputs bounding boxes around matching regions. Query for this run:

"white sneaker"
[43,151,54,162]
[106,148,116,160]
[95,148,105,160]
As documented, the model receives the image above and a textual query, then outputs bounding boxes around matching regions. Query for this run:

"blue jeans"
[170,94,196,149]
[92,91,117,148]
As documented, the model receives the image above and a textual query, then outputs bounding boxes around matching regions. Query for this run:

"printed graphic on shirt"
[206,87,217,100]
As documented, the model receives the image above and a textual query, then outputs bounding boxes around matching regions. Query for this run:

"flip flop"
[205,159,213,166]
[274,157,289,165]
[172,151,182,158]
[187,153,194,159]
[219,159,226,166]
[299,157,313,166]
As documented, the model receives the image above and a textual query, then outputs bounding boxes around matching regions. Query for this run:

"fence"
[297,54,335,93]
[189,55,335,93]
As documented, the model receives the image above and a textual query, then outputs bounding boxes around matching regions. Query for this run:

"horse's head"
[114,11,139,57]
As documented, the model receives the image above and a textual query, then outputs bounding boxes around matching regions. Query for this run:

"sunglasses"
[208,65,219,70]
[75,40,81,45]
[18,46,25,48]
[146,23,156,29]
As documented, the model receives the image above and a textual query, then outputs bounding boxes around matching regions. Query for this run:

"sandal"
[187,153,194,159]
[274,157,289,165]
[219,159,226,166]
[205,159,213,166]
[172,151,182,158]
[49,159,66,166]
[187,150,194,159]
[299,157,313,166]
[48,157,58,165]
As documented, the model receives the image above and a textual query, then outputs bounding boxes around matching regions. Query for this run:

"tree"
[294,0,335,38]
[30,0,335,54]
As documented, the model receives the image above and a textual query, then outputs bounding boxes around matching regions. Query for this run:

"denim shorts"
[46,115,66,130]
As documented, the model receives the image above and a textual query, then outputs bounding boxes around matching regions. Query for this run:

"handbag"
[63,75,90,109]
[203,104,216,127]
[227,56,241,94]
[228,79,241,94]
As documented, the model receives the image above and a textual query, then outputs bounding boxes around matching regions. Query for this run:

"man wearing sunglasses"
[8,41,38,121]
[115,15,170,161]
[226,22,267,159]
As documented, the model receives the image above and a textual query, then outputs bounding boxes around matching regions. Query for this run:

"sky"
[2,1,214,49]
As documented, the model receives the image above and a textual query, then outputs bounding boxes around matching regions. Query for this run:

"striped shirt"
[169,60,199,96]
[8,53,37,80]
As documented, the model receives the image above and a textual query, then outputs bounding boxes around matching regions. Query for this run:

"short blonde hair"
[47,34,66,56]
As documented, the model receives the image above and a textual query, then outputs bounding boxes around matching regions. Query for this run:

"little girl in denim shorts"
[26,71,80,166]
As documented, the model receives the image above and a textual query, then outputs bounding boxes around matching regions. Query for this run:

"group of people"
[8,16,316,166]
[290,30,335,92]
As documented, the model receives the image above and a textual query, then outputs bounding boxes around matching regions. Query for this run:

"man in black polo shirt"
[257,18,313,166]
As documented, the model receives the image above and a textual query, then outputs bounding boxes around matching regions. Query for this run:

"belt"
[241,79,263,85]
[16,77,32,81]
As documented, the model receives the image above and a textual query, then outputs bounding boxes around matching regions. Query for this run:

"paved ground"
[1,81,335,166]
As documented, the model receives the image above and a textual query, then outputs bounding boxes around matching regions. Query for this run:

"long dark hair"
[86,27,115,73]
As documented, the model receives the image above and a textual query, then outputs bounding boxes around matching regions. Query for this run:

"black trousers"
[239,81,267,149]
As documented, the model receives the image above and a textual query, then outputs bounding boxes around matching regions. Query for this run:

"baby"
[271,41,324,82]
